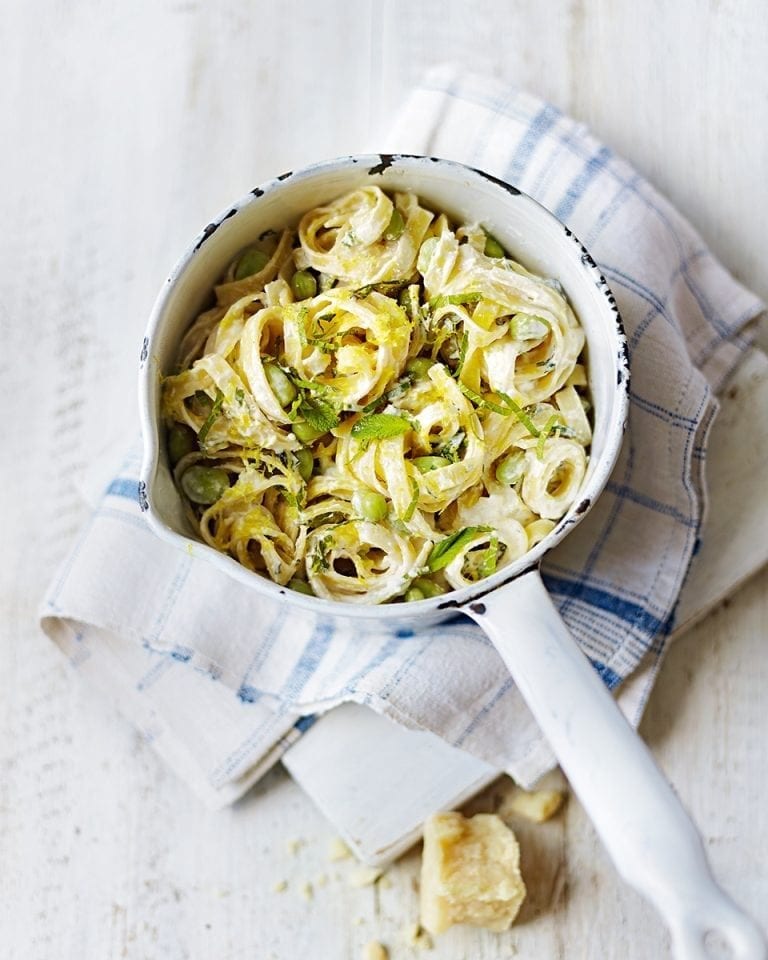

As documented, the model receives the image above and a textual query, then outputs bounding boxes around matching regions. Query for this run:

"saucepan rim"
[138,153,630,620]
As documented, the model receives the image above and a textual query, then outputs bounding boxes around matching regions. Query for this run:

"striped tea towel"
[40,65,764,808]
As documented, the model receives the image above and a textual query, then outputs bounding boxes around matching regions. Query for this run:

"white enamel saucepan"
[138,155,766,959]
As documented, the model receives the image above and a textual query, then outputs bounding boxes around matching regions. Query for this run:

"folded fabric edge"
[39,611,301,809]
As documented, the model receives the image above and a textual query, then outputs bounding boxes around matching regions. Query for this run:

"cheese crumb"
[272,879,288,893]
[349,866,384,887]
[363,942,389,960]
[286,837,304,856]
[300,881,314,901]
[328,836,353,861]
[499,786,566,823]
[420,811,526,935]
[315,873,329,888]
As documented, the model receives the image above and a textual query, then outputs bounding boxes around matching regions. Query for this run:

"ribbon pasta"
[162,186,591,603]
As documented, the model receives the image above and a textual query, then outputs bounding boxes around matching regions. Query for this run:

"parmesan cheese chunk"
[362,942,388,960]
[500,786,565,823]
[420,811,526,935]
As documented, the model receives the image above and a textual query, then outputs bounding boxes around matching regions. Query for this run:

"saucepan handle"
[463,568,766,960]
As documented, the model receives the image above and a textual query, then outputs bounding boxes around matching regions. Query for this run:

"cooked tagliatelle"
[162,186,590,604]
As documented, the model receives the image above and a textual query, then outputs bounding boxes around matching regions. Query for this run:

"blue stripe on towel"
[504,104,560,184]
[589,660,623,690]
[554,145,612,222]
[542,574,665,636]
[106,477,140,502]
[280,623,334,700]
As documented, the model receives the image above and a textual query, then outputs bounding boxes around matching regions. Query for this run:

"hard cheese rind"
[420,811,526,935]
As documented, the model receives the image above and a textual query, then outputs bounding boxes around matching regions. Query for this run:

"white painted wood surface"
[1,2,766,958]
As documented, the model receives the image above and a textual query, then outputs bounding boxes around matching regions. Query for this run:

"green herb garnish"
[429,292,482,309]
[427,526,492,572]
[310,534,334,573]
[454,331,469,378]
[478,535,503,578]
[296,306,338,353]
[197,389,224,444]
[496,392,541,437]
[536,413,564,458]
[458,383,511,417]
[399,285,420,322]
[535,414,575,455]
[359,373,415,415]
[297,396,340,434]
[351,413,412,443]
[384,208,405,240]
[352,279,408,299]
[437,431,465,463]
[290,374,330,395]
[402,477,420,522]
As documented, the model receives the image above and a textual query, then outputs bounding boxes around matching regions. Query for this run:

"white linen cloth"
[40,65,764,808]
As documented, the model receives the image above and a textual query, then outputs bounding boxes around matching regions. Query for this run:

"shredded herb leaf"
[453,331,469,378]
[402,477,420,522]
[437,431,465,463]
[458,385,540,437]
[429,292,482,309]
[458,383,512,416]
[290,374,329,395]
[353,279,408,299]
[197,389,224,443]
[536,413,570,460]
[399,284,420,322]
[351,413,412,443]
[296,306,338,353]
[309,337,338,354]
[362,373,415,416]
[310,534,334,573]
[478,535,503,579]
[427,526,492,572]
[298,396,340,433]
[359,373,415,415]
[497,392,541,437]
